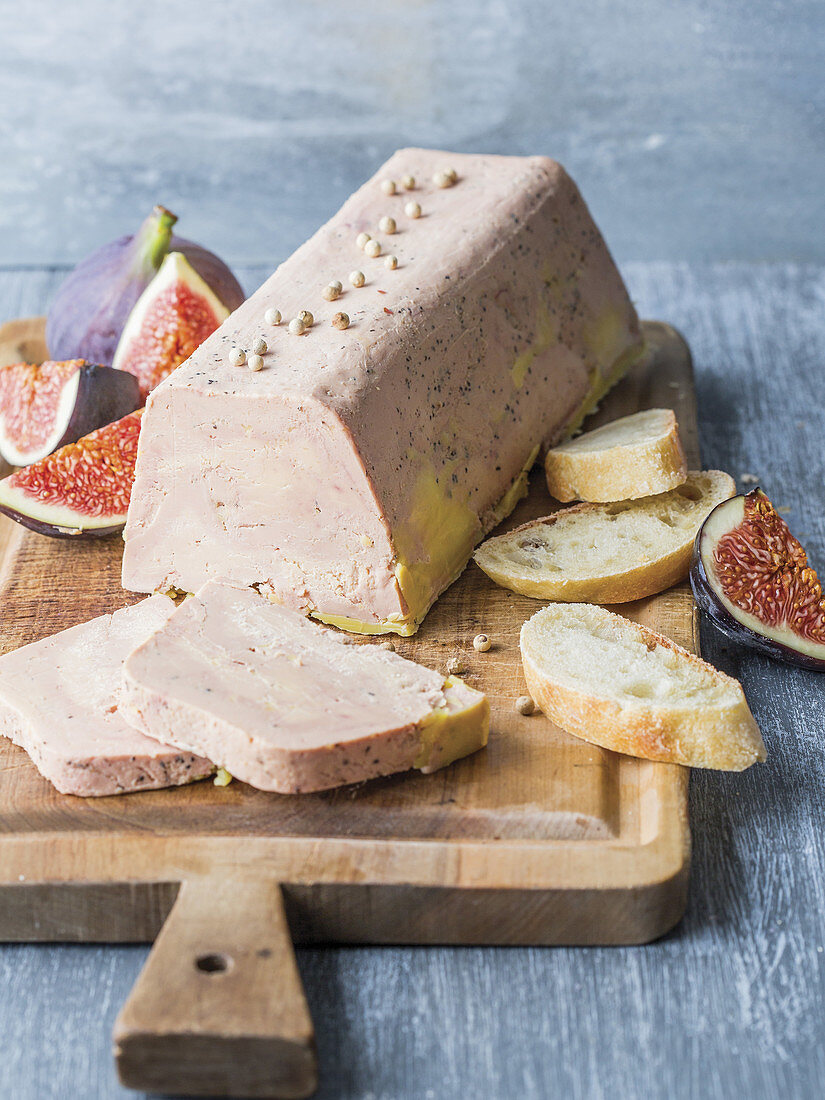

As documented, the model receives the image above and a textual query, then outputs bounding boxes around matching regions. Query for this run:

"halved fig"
[691,488,825,670]
[46,205,245,367]
[0,359,141,466]
[112,251,230,397]
[0,409,143,538]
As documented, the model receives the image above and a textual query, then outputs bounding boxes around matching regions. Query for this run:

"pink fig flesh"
[0,409,143,538]
[0,359,141,466]
[45,207,245,367]
[691,489,825,670]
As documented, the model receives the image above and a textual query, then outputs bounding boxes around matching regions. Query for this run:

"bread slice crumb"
[520,603,765,771]
[474,470,735,604]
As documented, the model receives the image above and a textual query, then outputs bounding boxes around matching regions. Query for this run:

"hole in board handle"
[196,953,232,974]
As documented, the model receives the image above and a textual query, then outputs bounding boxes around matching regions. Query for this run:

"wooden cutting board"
[0,318,694,1099]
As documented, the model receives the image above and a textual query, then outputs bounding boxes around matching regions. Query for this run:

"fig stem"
[142,205,178,272]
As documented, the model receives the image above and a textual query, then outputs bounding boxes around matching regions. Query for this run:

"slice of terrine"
[120,582,489,794]
[0,596,214,796]
[122,148,644,634]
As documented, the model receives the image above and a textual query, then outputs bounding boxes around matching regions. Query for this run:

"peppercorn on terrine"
[0,596,214,796]
[122,149,644,634]
[120,582,489,793]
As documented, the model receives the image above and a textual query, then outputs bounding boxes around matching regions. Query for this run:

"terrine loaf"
[0,596,214,796]
[122,148,644,634]
[120,582,490,794]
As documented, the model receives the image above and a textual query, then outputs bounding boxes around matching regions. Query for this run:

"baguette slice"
[521,604,766,770]
[474,470,735,604]
[546,408,687,502]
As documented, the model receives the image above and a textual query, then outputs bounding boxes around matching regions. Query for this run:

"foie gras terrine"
[122,149,644,634]
[0,596,214,796]
[120,581,489,794]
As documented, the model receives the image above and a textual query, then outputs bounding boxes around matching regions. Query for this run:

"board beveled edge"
[0,755,690,946]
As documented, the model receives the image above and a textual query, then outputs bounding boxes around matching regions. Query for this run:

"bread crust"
[520,609,766,771]
[474,471,736,604]
[545,408,687,503]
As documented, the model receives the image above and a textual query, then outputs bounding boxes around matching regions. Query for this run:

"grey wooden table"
[1,260,823,1099]
[2,0,824,271]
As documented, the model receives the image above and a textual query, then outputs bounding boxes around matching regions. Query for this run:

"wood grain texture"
[114,877,317,1098]
[0,313,47,364]
[2,264,820,1100]
[0,302,699,1098]
[0,319,695,956]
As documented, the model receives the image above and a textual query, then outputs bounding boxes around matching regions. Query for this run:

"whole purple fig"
[45,207,245,366]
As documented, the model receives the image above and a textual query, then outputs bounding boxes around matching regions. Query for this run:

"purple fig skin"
[54,364,142,455]
[46,207,176,367]
[690,527,825,672]
[46,207,245,366]
[0,502,125,539]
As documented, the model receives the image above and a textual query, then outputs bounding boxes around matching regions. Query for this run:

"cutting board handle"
[113,875,317,1098]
